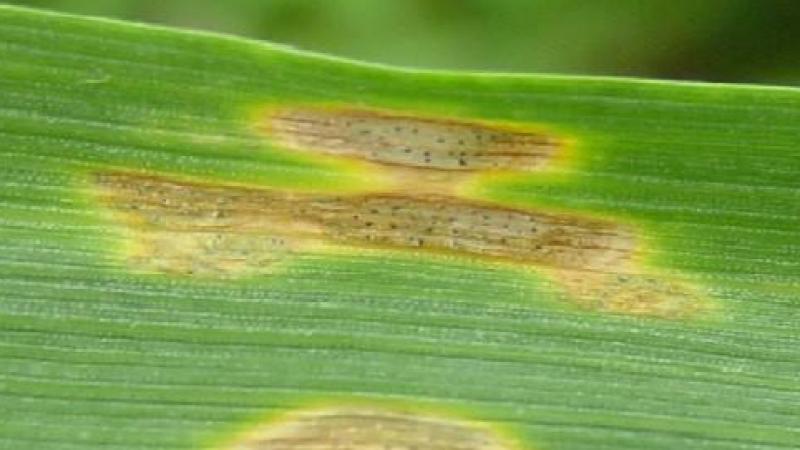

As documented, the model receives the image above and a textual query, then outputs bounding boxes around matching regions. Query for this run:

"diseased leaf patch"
[92,172,710,319]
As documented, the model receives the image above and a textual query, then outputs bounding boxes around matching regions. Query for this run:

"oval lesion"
[265,107,561,172]
[225,407,515,450]
[307,193,637,271]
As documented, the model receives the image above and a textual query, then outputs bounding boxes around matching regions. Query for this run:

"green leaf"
[1,5,798,450]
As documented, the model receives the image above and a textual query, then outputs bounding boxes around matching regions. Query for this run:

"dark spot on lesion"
[268,107,560,172]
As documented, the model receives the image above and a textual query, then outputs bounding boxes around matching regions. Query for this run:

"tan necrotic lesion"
[93,172,634,272]
[267,107,559,172]
[226,408,513,450]
[93,172,706,318]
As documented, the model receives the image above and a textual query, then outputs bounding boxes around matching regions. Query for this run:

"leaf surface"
[0,6,799,450]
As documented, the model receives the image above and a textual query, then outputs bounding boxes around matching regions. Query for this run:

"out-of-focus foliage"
[10,0,800,84]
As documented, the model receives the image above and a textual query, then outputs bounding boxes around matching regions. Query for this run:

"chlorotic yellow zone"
[90,171,711,319]
[219,406,520,450]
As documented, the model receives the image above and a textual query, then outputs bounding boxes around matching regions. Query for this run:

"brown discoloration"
[267,107,560,172]
[93,172,707,318]
[227,408,512,450]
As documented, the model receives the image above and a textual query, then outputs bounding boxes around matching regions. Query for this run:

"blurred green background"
[9,0,800,85]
